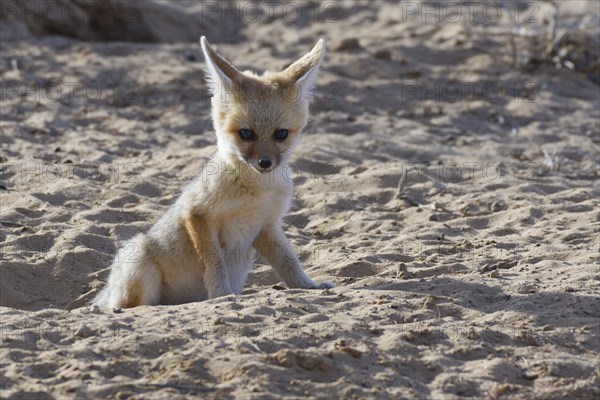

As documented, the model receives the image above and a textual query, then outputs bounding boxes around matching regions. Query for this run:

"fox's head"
[200,36,324,173]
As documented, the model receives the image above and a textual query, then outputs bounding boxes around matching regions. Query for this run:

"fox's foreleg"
[254,225,334,289]
[184,213,233,299]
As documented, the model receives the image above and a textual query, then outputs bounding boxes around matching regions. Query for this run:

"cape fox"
[93,37,333,308]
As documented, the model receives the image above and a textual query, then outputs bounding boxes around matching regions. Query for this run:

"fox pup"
[93,37,333,308]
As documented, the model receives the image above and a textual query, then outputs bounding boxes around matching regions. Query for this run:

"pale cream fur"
[93,37,332,308]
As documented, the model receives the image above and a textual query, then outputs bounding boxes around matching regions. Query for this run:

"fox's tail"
[90,234,162,308]
[91,286,110,307]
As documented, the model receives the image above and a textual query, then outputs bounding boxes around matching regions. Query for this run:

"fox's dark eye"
[274,129,288,141]
[239,129,254,140]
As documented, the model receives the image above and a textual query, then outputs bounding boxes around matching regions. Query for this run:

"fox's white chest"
[218,206,264,250]
[216,183,291,292]
[217,187,287,245]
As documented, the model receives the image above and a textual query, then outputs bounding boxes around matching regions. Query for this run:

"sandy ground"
[1,1,599,398]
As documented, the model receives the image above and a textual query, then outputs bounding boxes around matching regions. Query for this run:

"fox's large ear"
[200,36,241,87]
[284,39,324,101]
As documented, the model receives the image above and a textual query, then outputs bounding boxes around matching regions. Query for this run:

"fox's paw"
[315,281,335,289]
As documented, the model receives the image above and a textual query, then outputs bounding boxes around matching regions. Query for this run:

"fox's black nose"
[258,159,272,169]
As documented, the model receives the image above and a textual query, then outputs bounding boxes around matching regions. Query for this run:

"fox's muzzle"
[258,159,272,169]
